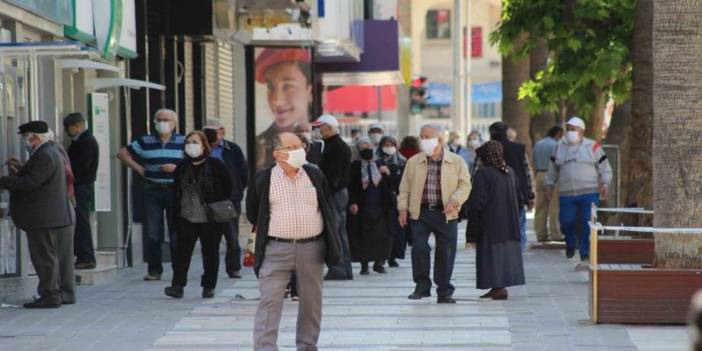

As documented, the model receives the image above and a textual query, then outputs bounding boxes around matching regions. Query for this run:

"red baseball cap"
[255,48,311,83]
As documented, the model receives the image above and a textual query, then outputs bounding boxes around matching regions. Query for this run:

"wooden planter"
[590,264,702,324]
[597,237,654,264]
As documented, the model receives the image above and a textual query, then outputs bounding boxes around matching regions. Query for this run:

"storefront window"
[6,0,73,26]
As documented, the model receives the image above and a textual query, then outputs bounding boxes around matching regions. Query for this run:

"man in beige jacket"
[398,123,471,304]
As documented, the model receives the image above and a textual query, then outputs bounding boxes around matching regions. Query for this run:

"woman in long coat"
[376,136,407,267]
[466,141,525,300]
[347,138,396,274]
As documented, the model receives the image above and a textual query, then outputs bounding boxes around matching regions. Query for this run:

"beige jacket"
[398,149,472,220]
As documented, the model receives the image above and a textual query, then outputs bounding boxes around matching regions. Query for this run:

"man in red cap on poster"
[255,48,313,171]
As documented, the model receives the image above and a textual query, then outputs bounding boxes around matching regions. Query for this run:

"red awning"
[323,85,397,114]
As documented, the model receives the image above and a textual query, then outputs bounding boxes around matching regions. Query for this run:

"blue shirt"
[211,140,225,161]
[127,134,185,183]
[532,137,558,172]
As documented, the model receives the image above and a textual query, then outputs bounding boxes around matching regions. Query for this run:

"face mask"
[24,141,34,153]
[204,129,218,144]
[360,149,374,160]
[382,146,397,155]
[284,148,307,169]
[185,143,203,158]
[155,121,173,134]
[565,131,581,144]
[311,129,322,141]
[468,139,480,149]
[370,133,383,145]
[420,138,439,156]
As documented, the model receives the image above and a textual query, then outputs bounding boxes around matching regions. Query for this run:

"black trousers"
[223,204,242,274]
[74,183,96,264]
[410,209,458,298]
[172,219,225,289]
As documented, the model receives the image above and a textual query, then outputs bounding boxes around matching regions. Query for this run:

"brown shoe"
[75,262,96,270]
[491,288,508,300]
[480,289,497,299]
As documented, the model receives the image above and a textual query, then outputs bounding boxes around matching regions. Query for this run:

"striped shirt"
[268,165,324,240]
[422,153,443,205]
[127,134,185,183]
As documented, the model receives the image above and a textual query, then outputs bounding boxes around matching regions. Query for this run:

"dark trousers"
[326,189,353,278]
[73,183,96,264]
[410,209,458,298]
[172,219,224,289]
[143,182,177,275]
[223,203,242,274]
[26,226,76,303]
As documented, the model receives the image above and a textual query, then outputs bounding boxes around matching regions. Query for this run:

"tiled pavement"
[0,219,689,351]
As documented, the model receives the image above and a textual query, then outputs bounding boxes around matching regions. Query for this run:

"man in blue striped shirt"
[118,109,185,281]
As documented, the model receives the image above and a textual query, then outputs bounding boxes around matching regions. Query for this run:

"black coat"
[173,157,233,220]
[246,164,342,276]
[68,129,99,185]
[495,137,534,206]
[466,166,521,244]
[219,140,248,203]
[319,134,351,192]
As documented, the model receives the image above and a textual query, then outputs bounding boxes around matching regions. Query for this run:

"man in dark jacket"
[0,121,75,308]
[246,132,341,351]
[489,122,535,251]
[203,118,247,278]
[64,112,99,270]
[313,114,353,280]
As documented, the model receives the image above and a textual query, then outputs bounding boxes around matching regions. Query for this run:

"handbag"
[204,199,238,223]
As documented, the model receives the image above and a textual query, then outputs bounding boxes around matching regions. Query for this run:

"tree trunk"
[502,33,532,153]
[586,86,606,142]
[624,0,654,227]
[529,39,557,145]
[652,0,702,269]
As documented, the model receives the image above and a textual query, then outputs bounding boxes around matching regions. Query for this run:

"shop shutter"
[217,41,234,139]
[203,42,218,122]
[183,39,195,132]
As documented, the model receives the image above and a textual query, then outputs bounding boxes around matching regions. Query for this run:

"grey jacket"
[0,143,74,230]
[545,138,612,196]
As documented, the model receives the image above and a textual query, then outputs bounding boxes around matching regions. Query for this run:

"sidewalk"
[0,219,689,351]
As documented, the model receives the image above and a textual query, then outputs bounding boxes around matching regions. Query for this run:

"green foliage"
[490,0,634,118]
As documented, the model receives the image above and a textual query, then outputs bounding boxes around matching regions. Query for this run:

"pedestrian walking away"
[0,121,75,308]
[466,141,525,301]
[398,123,471,304]
[64,112,100,270]
[545,117,612,262]
[532,126,564,242]
[117,108,185,281]
[348,138,396,275]
[375,136,407,267]
[246,132,342,351]
[313,114,354,280]
[203,118,248,279]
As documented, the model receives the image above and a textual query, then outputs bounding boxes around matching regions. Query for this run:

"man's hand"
[443,201,459,217]
[379,165,390,176]
[349,204,359,215]
[399,210,408,228]
[527,200,535,211]
[600,184,609,198]
[160,164,177,173]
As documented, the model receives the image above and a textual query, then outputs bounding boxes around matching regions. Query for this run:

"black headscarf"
[476,140,509,173]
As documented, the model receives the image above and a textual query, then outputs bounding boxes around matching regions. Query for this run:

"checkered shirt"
[268,165,324,240]
[422,154,443,205]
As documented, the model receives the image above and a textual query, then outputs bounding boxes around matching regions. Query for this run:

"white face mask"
[382,146,397,155]
[185,143,203,158]
[155,121,173,135]
[311,129,322,141]
[565,131,581,145]
[468,139,480,149]
[420,138,440,156]
[370,133,383,145]
[284,148,307,169]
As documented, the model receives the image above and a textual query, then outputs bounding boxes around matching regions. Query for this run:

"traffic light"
[410,76,428,114]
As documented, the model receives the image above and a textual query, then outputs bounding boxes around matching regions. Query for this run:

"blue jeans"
[143,182,177,275]
[519,206,527,251]
[559,193,600,259]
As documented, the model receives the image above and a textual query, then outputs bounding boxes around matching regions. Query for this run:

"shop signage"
[93,0,137,59]
[6,0,73,26]
[65,0,95,42]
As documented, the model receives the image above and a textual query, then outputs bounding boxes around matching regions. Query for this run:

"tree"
[529,39,558,144]
[491,0,634,141]
[502,33,532,151]
[652,0,702,269]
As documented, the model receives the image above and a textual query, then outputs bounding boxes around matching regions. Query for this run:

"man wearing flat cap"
[254,48,313,171]
[0,121,75,308]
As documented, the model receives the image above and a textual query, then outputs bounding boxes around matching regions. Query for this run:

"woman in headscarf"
[347,138,396,275]
[466,141,525,300]
[376,136,407,267]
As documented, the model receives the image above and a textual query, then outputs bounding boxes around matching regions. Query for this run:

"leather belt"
[421,204,444,212]
[268,235,322,244]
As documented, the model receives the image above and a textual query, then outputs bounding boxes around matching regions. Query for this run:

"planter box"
[591,264,702,324]
[597,237,654,264]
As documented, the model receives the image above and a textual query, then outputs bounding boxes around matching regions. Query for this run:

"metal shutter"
[203,42,218,122]
[217,41,234,139]
[183,39,195,133]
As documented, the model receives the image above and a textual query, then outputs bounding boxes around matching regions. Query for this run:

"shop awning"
[90,78,165,91]
[324,85,397,114]
[0,41,98,58]
[57,59,123,72]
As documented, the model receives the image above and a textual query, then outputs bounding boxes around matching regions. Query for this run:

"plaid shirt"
[268,165,324,240]
[422,153,443,205]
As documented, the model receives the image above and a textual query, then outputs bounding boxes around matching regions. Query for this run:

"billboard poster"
[253,47,314,171]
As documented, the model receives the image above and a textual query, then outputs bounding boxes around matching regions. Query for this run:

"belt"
[536,170,548,173]
[146,180,174,188]
[421,204,444,212]
[268,235,322,244]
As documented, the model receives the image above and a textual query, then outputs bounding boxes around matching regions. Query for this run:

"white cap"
[566,117,586,130]
[311,114,339,128]
[203,118,223,130]
[368,123,384,132]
